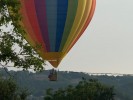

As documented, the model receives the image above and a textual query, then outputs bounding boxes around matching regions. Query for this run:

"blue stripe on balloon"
[55,0,68,51]
[45,0,57,52]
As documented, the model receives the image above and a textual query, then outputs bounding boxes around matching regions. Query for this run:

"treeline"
[0,68,133,100]
[44,78,115,100]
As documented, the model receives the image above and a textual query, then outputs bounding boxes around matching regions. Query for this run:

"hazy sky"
[2,0,132,74]
[45,0,133,74]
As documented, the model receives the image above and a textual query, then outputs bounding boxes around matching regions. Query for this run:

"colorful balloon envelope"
[19,0,96,67]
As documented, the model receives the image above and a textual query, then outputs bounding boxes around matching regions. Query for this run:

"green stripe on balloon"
[59,0,78,51]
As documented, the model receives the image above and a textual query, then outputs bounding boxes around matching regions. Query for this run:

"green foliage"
[44,78,115,100]
[1,69,133,100]
[0,0,45,71]
[0,76,30,100]
[0,77,17,100]
[19,88,30,100]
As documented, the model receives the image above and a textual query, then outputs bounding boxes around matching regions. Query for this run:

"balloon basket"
[48,69,57,81]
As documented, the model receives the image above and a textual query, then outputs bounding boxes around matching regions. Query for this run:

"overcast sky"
[3,0,132,74]
[45,0,133,74]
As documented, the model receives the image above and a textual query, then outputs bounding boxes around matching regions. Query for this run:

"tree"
[19,88,30,100]
[0,76,29,100]
[44,78,115,100]
[0,77,17,100]
[0,0,45,71]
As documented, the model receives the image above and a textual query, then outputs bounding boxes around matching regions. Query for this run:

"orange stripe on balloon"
[66,0,96,53]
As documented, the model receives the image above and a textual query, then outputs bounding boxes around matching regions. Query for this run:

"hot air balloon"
[19,0,96,68]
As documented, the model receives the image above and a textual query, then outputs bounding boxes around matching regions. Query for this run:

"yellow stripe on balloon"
[65,0,92,54]
[62,0,87,52]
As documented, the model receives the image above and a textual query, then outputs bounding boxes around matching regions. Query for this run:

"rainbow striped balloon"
[20,0,96,67]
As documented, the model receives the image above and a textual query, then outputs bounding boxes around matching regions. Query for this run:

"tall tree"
[0,0,45,71]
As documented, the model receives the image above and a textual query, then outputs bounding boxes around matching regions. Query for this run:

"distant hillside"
[0,68,133,100]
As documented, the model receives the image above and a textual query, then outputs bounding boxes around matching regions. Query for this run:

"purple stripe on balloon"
[34,0,50,51]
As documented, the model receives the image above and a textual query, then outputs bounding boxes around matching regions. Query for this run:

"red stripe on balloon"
[20,0,37,44]
[67,0,96,53]
[24,0,47,52]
